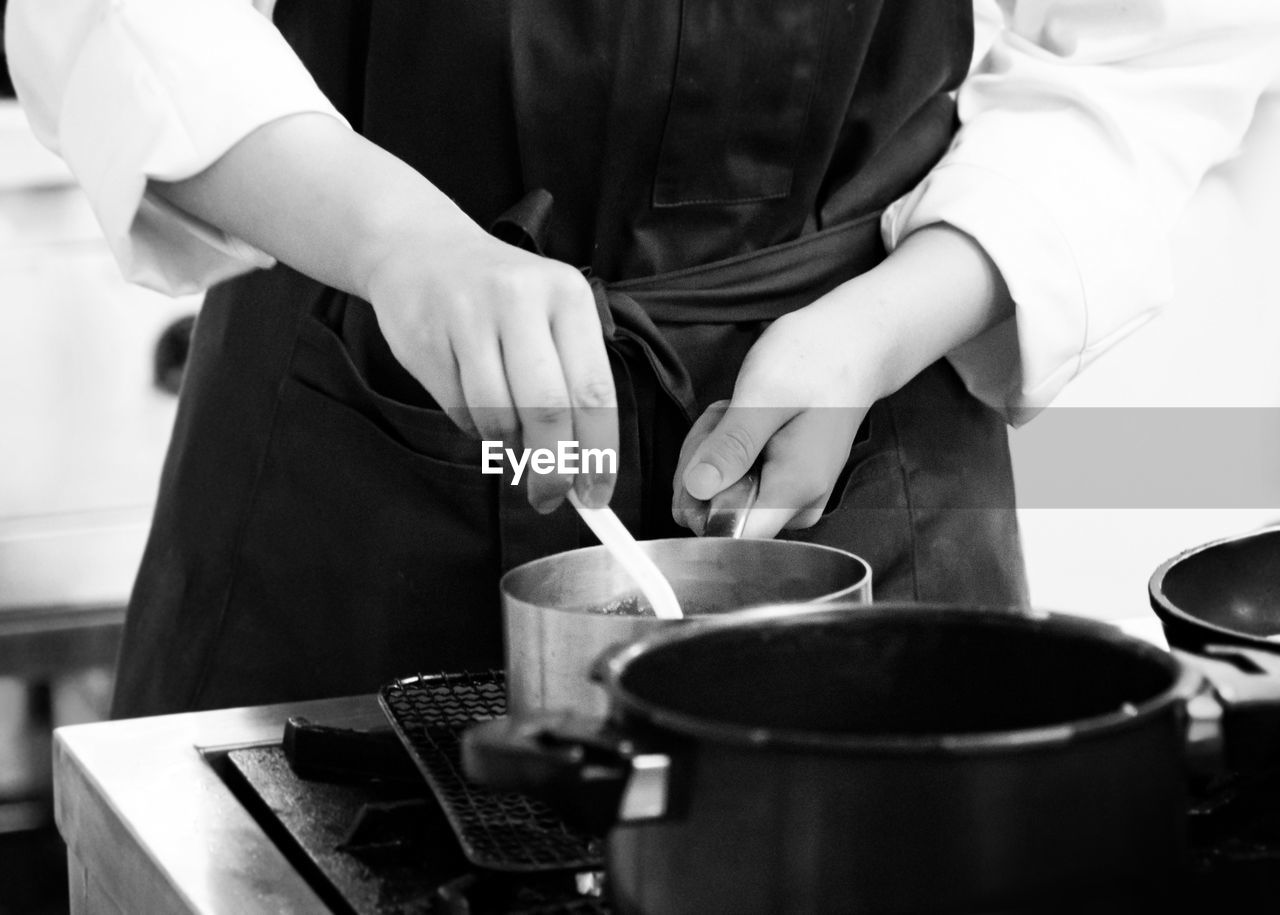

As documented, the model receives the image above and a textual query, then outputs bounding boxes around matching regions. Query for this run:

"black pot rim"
[599,603,1201,756]
[1149,524,1280,651]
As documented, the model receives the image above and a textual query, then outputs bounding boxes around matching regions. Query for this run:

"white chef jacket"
[6,0,1280,423]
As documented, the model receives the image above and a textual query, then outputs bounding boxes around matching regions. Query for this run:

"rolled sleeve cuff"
[882,159,1163,426]
[57,2,347,295]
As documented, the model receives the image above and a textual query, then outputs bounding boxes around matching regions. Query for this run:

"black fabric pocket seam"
[291,316,482,471]
[283,373,487,478]
[186,302,309,712]
[652,189,793,210]
[820,413,876,519]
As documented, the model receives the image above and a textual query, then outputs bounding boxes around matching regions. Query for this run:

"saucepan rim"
[499,538,872,616]
[598,602,1201,756]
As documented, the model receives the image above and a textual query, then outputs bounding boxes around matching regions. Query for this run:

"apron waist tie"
[491,190,886,418]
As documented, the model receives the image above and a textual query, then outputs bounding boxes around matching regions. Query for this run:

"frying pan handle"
[461,713,671,833]
[1177,645,1280,772]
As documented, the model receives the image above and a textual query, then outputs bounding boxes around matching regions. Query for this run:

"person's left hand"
[671,295,876,539]
[672,225,1015,539]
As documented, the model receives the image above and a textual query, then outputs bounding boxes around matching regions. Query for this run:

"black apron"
[112,0,1027,718]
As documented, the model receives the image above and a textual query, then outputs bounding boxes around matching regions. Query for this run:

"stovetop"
[216,673,610,915]
[223,745,605,915]
[213,676,1280,915]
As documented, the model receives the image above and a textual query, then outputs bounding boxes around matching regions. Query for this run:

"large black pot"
[463,603,1280,915]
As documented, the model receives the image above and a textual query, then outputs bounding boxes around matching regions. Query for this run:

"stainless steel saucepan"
[501,536,872,715]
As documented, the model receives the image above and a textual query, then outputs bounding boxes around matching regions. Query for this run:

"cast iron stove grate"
[378,671,604,874]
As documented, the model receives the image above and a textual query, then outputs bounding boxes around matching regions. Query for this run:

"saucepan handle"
[1176,645,1280,773]
[703,465,761,538]
[461,712,672,833]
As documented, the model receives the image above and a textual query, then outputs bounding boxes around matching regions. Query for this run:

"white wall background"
[1012,91,1280,620]
[0,101,194,608]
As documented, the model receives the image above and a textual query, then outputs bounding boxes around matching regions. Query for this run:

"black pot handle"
[461,712,671,834]
[1177,645,1280,773]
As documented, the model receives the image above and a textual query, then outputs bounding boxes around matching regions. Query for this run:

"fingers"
[674,404,862,539]
[672,401,730,534]
[452,334,517,443]
[375,302,481,439]
[738,410,856,539]
[681,403,793,501]
[371,236,616,513]
[551,291,618,509]
[431,345,480,439]
[500,320,577,513]
[493,264,614,513]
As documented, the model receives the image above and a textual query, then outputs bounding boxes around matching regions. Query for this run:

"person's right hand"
[364,224,617,513]
[144,112,615,514]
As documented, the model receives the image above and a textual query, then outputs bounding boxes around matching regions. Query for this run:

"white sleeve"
[881,0,1280,425]
[3,0,348,296]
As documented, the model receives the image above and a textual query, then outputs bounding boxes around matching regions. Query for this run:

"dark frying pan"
[1151,524,1280,768]
[1150,524,1280,652]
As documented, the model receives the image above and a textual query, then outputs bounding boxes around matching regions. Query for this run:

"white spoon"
[566,489,683,619]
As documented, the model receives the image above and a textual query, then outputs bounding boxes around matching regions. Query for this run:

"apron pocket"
[278,374,490,484]
[653,0,830,207]
[290,314,482,470]
[193,372,504,707]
